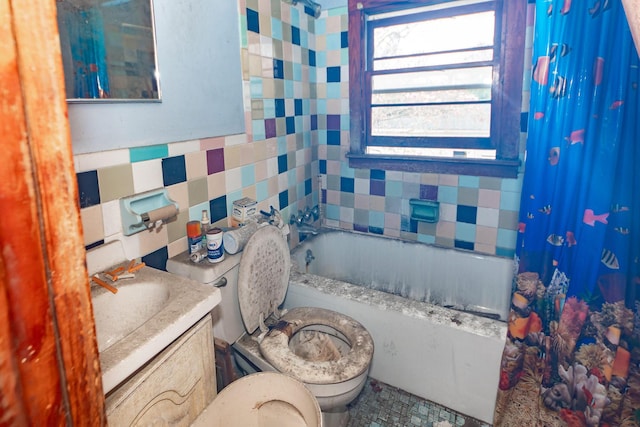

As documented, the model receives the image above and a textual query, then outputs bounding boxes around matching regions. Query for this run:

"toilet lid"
[191,372,322,427]
[237,225,291,334]
[259,307,374,385]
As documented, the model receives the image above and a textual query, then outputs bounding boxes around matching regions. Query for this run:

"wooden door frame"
[0,1,104,425]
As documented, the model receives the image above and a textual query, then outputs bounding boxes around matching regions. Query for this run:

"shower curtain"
[493,1,640,426]
[58,4,110,99]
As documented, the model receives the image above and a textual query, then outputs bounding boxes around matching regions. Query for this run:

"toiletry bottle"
[187,221,202,254]
[200,210,210,250]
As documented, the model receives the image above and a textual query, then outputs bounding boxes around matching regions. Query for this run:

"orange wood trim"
[2,0,105,424]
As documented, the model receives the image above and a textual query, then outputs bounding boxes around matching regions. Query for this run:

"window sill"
[346,153,521,178]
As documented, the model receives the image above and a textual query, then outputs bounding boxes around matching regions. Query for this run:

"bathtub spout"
[296,223,318,236]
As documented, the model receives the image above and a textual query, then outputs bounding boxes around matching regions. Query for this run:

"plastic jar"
[207,228,225,263]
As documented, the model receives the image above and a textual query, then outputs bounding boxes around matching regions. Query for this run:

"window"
[347,0,526,177]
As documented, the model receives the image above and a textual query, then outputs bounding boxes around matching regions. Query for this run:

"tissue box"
[232,197,257,223]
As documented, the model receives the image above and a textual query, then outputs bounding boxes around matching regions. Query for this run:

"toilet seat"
[237,225,374,385]
[259,307,374,385]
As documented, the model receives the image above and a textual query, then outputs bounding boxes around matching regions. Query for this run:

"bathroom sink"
[92,281,170,352]
[87,243,222,395]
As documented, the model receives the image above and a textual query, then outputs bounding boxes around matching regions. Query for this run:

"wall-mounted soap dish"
[120,189,179,236]
[409,199,439,223]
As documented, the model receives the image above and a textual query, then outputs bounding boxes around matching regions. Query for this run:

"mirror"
[56,0,160,101]
[66,0,245,155]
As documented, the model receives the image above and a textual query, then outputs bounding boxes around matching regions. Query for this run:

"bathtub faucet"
[290,205,320,235]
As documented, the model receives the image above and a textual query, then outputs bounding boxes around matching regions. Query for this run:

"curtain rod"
[283,0,322,18]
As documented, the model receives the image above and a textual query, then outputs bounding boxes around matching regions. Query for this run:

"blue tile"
[327,66,341,82]
[130,144,168,162]
[326,32,341,50]
[499,191,521,211]
[291,26,301,45]
[256,180,269,202]
[459,175,480,188]
[273,58,284,79]
[77,170,100,208]
[319,160,327,174]
[246,8,259,33]
[417,234,436,244]
[162,155,187,186]
[271,17,282,40]
[455,240,475,251]
[286,116,295,134]
[279,190,289,209]
[85,240,104,251]
[275,98,285,117]
[241,165,255,187]
[326,82,342,98]
[327,130,341,145]
[497,228,517,250]
[369,210,385,228]
[293,62,302,81]
[249,77,263,97]
[263,98,275,118]
[278,154,288,174]
[340,177,354,193]
[295,98,303,116]
[368,226,384,235]
[305,178,312,196]
[438,185,458,204]
[142,246,168,271]
[309,49,316,66]
[370,169,385,180]
[385,181,403,198]
[210,195,228,223]
[455,222,476,241]
[341,31,348,48]
[456,205,477,224]
[325,204,340,221]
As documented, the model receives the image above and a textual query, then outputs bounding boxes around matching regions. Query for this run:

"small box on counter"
[232,197,257,225]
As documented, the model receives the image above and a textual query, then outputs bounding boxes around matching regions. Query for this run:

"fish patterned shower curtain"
[493,1,640,426]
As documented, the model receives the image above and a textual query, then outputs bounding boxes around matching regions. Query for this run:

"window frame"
[347,0,527,178]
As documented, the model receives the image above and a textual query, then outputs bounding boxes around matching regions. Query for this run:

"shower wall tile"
[76,0,529,262]
[97,164,134,203]
[131,159,163,193]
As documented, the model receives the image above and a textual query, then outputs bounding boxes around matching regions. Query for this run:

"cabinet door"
[106,316,217,426]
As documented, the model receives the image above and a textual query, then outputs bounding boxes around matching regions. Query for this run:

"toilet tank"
[167,252,245,344]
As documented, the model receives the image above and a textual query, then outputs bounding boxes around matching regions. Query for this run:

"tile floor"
[347,378,491,427]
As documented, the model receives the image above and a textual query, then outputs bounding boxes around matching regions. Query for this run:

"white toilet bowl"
[168,224,374,427]
[191,372,322,427]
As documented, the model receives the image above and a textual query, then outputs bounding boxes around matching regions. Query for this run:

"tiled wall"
[315,4,534,257]
[75,1,534,270]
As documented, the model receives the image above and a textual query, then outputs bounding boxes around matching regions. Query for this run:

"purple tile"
[370,179,385,196]
[265,118,276,138]
[321,189,327,203]
[327,114,341,130]
[420,184,438,200]
[354,223,368,233]
[207,148,225,174]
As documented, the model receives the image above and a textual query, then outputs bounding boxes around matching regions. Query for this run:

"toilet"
[168,224,374,427]
[191,371,322,427]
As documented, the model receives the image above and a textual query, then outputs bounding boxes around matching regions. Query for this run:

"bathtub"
[285,229,511,423]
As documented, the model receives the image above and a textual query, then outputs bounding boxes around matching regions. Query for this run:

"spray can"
[187,221,202,254]
[207,228,225,263]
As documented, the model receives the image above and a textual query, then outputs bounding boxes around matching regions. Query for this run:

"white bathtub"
[285,229,511,423]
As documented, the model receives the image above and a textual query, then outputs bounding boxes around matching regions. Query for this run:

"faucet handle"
[289,213,297,225]
[310,205,319,221]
